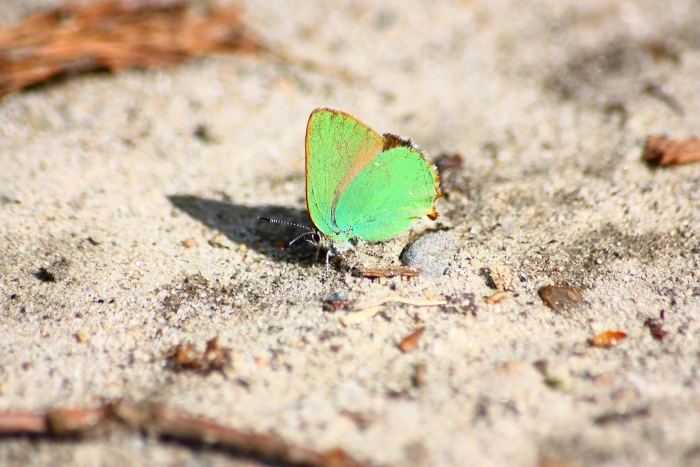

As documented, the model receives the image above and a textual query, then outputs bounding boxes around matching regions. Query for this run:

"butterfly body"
[305,108,442,252]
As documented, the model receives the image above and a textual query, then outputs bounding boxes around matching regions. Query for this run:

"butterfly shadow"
[167,195,320,266]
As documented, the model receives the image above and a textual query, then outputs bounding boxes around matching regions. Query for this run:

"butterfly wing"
[305,108,384,239]
[333,139,441,242]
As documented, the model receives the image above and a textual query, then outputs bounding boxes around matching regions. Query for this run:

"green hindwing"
[334,145,440,242]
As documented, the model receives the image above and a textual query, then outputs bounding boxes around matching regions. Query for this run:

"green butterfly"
[262,108,442,258]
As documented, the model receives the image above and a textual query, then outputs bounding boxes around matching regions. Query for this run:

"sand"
[1,0,699,466]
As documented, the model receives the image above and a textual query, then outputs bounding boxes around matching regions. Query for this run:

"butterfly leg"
[355,238,383,258]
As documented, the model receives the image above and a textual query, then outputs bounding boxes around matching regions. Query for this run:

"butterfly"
[261,108,442,260]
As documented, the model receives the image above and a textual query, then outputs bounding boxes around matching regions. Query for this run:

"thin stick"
[0,402,371,467]
[353,292,446,311]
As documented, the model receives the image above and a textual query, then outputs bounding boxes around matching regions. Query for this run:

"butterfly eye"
[311,232,321,243]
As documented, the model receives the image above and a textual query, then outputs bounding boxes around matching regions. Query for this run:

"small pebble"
[401,232,458,279]
[75,330,90,343]
[209,233,229,249]
[323,292,349,311]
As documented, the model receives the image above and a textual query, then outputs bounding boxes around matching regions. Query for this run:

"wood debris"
[643,135,700,166]
[538,285,583,312]
[399,328,425,353]
[0,402,370,467]
[167,337,231,375]
[645,310,669,341]
[352,292,447,311]
[355,266,422,278]
[0,1,264,98]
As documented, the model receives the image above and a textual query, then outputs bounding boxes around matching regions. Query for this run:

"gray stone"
[401,232,459,279]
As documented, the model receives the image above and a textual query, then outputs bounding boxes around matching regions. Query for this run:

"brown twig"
[0,411,47,434]
[0,1,264,98]
[355,266,422,278]
[0,401,370,467]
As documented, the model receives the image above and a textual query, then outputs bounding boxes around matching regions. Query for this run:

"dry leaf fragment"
[538,285,583,312]
[168,337,231,374]
[643,135,700,166]
[399,328,425,353]
[589,331,627,348]
[645,310,669,341]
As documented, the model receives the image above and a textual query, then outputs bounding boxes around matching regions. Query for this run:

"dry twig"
[0,401,370,467]
[352,292,446,311]
[0,1,264,97]
[341,292,445,326]
[355,266,422,278]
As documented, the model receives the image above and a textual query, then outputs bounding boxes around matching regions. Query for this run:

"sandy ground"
[1,0,700,466]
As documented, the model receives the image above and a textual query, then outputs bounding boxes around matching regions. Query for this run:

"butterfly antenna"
[257,217,312,231]
[283,231,319,250]
[257,217,319,249]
